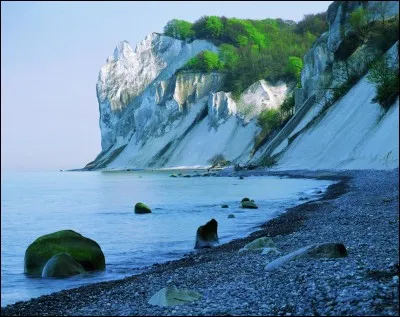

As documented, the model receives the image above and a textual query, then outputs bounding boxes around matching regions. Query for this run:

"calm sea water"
[1,169,332,307]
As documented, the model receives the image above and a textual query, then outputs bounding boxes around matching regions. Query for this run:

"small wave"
[97,211,133,215]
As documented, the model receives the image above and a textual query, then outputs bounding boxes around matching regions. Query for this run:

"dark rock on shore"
[194,218,219,249]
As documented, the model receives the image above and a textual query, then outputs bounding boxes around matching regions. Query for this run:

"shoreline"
[1,169,398,316]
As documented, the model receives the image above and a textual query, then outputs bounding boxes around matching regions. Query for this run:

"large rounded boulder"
[24,230,105,277]
[194,218,219,249]
[135,202,152,214]
[41,252,85,278]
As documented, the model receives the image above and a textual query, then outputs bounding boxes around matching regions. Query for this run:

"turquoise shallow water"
[1,170,332,307]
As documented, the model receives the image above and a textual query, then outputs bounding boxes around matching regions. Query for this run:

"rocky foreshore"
[2,169,399,316]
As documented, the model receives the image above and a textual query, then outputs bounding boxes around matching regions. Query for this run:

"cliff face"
[298,0,399,105]
[87,33,289,169]
[96,34,219,152]
[87,1,399,171]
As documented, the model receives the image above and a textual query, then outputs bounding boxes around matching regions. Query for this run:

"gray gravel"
[1,169,399,316]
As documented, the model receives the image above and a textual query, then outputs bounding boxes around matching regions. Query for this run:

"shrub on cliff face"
[287,56,304,84]
[367,55,399,111]
[183,51,223,72]
[280,93,296,118]
[257,108,282,133]
[208,154,230,168]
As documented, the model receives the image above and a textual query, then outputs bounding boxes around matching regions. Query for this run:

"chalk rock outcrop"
[265,242,347,271]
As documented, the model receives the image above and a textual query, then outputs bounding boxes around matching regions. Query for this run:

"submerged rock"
[135,202,152,214]
[41,253,85,278]
[265,242,347,271]
[148,285,202,307]
[194,218,219,249]
[24,230,105,277]
[170,174,177,177]
[227,214,235,218]
[221,204,229,208]
[239,237,275,254]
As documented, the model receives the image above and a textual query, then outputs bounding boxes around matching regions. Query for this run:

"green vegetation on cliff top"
[164,14,327,96]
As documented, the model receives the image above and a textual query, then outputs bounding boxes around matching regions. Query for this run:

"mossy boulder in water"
[24,230,105,277]
[241,200,258,209]
[41,252,85,278]
[135,202,152,214]
[194,218,219,249]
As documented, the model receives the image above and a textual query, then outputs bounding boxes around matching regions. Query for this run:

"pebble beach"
[1,169,399,316]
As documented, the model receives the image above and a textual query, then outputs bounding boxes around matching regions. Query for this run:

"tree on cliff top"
[164,19,194,40]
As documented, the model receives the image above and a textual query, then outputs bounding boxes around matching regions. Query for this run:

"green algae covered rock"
[241,200,258,209]
[135,202,152,214]
[41,252,86,278]
[238,237,275,254]
[24,230,105,277]
[148,285,202,307]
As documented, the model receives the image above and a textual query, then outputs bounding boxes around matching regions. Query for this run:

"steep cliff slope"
[251,1,399,170]
[272,75,399,170]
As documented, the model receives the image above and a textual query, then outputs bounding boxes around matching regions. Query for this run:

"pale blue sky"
[1,1,333,170]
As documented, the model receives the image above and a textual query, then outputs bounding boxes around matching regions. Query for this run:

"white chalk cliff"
[87,33,289,169]
[87,1,399,171]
